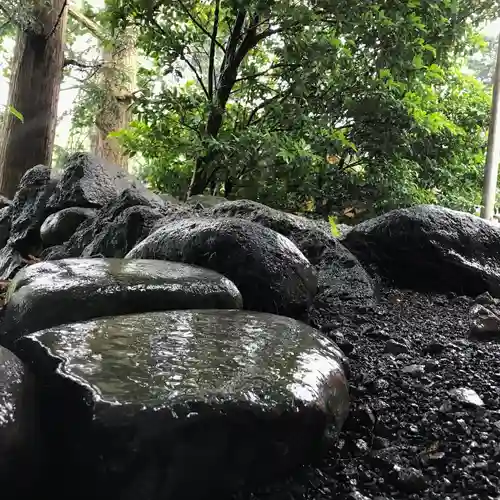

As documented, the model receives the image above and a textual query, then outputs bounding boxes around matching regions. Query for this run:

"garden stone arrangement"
[2,153,500,499]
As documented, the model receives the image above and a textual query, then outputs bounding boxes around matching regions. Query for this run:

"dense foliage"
[85,0,498,220]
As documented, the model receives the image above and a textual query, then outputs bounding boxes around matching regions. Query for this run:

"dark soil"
[241,287,500,500]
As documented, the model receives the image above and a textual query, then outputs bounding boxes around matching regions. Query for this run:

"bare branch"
[181,52,209,98]
[63,58,102,69]
[177,0,225,52]
[234,63,301,83]
[45,0,67,39]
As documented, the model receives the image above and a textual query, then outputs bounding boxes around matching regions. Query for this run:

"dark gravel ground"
[241,287,500,500]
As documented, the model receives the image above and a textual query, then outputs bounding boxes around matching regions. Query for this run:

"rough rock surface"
[0,245,25,280]
[187,194,228,208]
[343,204,500,297]
[210,199,374,307]
[126,217,317,318]
[0,346,42,499]
[0,206,11,249]
[62,188,189,258]
[81,205,165,258]
[40,207,96,246]
[14,309,348,500]
[0,195,12,209]
[235,288,500,500]
[46,152,165,211]
[0,165,57,279]
[1,258,243,342]
[8,165,56,253]
[39,244,70,261]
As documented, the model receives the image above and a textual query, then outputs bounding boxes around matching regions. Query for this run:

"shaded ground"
[242,288,500,500]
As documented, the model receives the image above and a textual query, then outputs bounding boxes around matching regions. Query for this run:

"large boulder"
[0,346,43,499]
[8,165,56,253]
[0,258,242,343]
[210,199,330,239]
[0,165,57,279]
[81,205,165,258]
[0,246,25,281]
[14,310,349,500]
[40,207,97,246]
[210,200,374,307]
[126,217,317,318]
[0,206,11,250]
[46,152,165,212]
[342,204,500,296]
[39,245,70,261]
[63,188,190,258]
[187,194,227,208]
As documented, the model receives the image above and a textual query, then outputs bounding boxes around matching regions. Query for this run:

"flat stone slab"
[15,310,349,499]
[1,258,242,343]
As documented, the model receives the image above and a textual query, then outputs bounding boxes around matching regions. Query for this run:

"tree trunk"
[91,28,137,170]
[0,0,68,199]
[186,11,262,197]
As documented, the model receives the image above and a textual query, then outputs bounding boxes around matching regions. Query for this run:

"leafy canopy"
[98,0,498,218]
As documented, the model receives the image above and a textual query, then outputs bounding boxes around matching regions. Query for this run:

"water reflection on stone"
[24,310,349,427]
[1,258,243,341]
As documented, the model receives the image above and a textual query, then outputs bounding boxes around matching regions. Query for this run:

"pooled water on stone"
[26,310,348,421]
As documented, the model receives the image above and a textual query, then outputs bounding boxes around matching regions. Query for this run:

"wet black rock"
[1,258,242,342]
[343,204,500,297]
[8,165,57,254]
[187,194,228,208]
[0,245,25,280]
[39,244,70,261]
[390,466,428,493]
[383,339,410,355]
[81,205,165,258]
[14,310,349,500]
[469,303,500,338]
[46,152,165,211]
[126,217,317,318]
[0,206,11,250]
[0,166,58,279]
[63,188,189,258]
[449,388,484,407]
[210,200,374,307]
[0,195,11,209]
[0,346,42,499]
[40,207,96,246]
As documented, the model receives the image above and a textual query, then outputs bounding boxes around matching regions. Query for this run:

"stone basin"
[14,309,349,500]
[0,258,242,343]
[0,347,43,499]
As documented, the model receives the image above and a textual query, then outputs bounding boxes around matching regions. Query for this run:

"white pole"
[481,32,500,220]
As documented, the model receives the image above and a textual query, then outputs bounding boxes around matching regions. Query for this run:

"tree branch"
[220,10,246,75]
[208,0,220,101]
[68,5,107,41]
[177,0,225,52]
[234,63,301,83]
[46,0,67,39]
[181,52,209,99]
[248,85,296,127]
[63,58,102,69]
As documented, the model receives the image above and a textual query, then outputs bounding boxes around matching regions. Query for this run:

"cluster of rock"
[2,153,500,499]
[0,153,356,499]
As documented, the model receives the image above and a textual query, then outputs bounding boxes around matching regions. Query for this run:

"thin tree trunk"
[187,11,264,197]
[0,0,68,199]
[91,28,137,170]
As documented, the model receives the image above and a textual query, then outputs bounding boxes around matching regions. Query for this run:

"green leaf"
[8,105,23,123]
[328,215,340,237]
